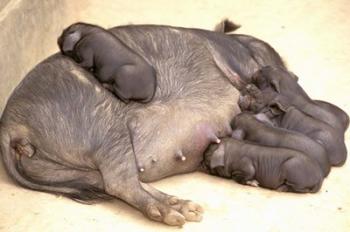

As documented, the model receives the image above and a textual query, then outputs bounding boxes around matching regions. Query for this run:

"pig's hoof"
[146,202,186,226]
[167,198,204,222]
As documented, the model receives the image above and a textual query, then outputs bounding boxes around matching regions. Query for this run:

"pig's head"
[58,22,102,57]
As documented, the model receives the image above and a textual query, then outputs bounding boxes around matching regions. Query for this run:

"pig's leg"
[128,116,204,222]
[19,155,105,189]
[142,183,203,222]
[97,125,187,226]
[99,150,187,226]
[99,151,186,226]
[17,152,113,203]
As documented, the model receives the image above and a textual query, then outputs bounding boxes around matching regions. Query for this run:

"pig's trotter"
[169,199,204,222]
[142,184,204,222]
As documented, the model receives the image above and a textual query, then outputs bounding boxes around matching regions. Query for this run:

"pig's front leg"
[127,115,204,222]
[280,155,323,193]
[96,129,186,226]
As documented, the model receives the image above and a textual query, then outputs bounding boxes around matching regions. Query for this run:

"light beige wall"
[0,0,84,113]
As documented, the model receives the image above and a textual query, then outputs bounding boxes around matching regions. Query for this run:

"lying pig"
[1,23,252,226]
[267,102,347,166]
[3,22,333,226]
[251,66,348,133]
[204,138,323,193]
[57,22,157,103]
[231,112,330,176]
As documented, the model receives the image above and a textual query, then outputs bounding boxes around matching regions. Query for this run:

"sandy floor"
[0,0,349,231]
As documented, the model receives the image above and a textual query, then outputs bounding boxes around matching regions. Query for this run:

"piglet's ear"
[270,78,281,93]
[268,101,286,116]
[291,73,299,82]
[210,144,226,169]
[231,129,245,140]
[61,31,81,53]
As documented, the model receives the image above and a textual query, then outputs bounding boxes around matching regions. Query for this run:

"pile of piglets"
[204,65,348,193]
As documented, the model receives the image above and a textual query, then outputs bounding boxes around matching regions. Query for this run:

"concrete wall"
[0,0,84,113]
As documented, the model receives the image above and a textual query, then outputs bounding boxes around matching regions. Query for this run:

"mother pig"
[0,24,284,226]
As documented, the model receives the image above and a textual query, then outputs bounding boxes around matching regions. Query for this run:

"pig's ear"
[268,101,286,116]
[291,73,299,82]
[210,144,225,169]
[231,129,245,140]
[208,43,246,89]
[251,69,271,91]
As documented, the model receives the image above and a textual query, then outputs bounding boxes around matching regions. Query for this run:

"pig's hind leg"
[18,153,113,203]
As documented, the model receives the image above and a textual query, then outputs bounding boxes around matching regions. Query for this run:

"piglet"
[268,102,347,166]
[204,138,323,193]
[58,22,157,103]
[251,66,348,133]
[231,112,330,176]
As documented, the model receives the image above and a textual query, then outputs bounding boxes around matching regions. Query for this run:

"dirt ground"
[0,0,349,231]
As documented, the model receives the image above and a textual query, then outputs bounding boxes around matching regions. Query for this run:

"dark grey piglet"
[251,66,348,133]
[204,138,323,193]
[269,103,347,166]
[231,112,330,176]
[314,100,349,131]
[57,22,157,103]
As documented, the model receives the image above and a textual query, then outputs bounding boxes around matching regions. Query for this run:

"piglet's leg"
[230,156,255,185]
[76,48,94,69]
[280,156,323,193]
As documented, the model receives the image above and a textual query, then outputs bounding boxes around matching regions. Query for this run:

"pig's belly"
[135,89,241,182]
